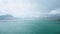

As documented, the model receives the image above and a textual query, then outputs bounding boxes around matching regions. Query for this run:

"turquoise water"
[0,19,60,34]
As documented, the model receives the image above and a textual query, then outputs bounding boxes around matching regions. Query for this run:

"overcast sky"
[0,0,60,17]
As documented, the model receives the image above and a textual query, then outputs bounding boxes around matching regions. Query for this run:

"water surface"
[0,19,60,34]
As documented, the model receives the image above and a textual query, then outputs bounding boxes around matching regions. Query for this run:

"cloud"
[0,0,41,18]
[48,10,58,15]
[1,0,60,18]
[45,8,60,18]
[48,8,60,15]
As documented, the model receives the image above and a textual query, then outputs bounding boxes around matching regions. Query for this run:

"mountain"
[43,13,60,21]
[0,14,15,20]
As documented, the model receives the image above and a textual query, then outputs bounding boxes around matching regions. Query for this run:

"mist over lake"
[0,0,60,34]
[0,18,59,34]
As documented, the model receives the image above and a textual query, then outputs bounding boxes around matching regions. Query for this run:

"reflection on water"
[0,19,60,34]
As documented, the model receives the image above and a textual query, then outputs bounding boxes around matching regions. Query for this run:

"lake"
[0,19,60,34]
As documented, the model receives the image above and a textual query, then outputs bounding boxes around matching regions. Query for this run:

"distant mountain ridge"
[0,14,15,20]
[42,14,60,20]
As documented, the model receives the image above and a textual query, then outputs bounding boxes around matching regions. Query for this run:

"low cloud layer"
[0,0,42,18]
[45,8,60,20]
[0,0,60,18]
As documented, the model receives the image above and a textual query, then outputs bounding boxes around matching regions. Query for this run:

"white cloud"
[0,0,41,18]
[48,8,60,15]
[45,8,60,18]
[48,10,58,15]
